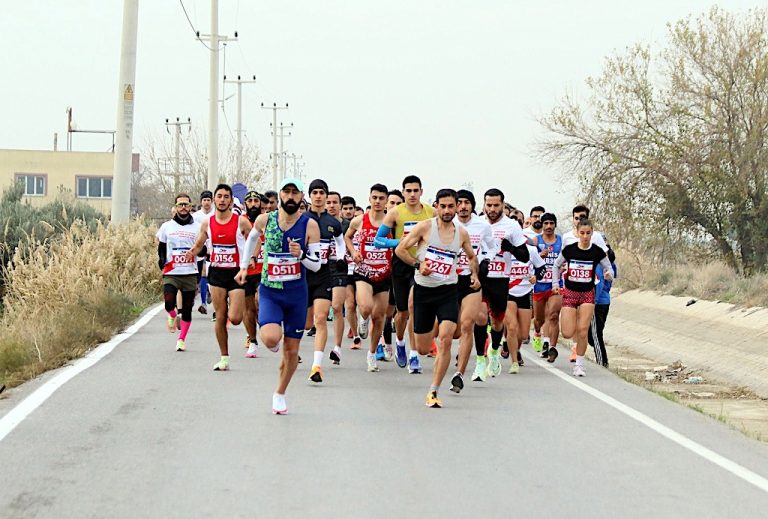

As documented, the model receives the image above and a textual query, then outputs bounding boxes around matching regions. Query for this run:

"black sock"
[473,324,488,356]
[490,329,503,349]
[384,318,392,345]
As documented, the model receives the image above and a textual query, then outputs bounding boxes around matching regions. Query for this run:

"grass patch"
[0,219,159,388]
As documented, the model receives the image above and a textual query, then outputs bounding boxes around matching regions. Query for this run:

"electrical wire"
[179,0,222,51]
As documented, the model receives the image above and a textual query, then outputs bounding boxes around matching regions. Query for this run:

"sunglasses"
[175,202,191,207]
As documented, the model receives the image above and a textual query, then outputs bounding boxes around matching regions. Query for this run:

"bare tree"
[538,7,768,274]
[133,127,269,219]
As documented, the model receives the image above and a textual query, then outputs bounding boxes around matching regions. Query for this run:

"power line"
[178,0,220,51]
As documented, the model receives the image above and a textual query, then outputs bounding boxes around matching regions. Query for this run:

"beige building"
[0,149,139,217]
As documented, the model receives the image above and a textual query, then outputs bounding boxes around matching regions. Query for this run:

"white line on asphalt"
[0,304,164,443]
[522,350,768,494]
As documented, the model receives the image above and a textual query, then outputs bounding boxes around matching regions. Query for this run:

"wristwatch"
[414,260,421,271]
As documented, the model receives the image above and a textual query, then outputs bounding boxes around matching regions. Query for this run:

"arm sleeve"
[301,242,322,272]
[373,224,399,249]
[552,252,566,289]
[333,233,347,261]
[240,227,263,269]
[157,241,167,270]
[529,246,545,268]
[599,255,612,276]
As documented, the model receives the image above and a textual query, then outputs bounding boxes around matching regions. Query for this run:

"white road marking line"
[522,350,768,494]
[0,304,164,442]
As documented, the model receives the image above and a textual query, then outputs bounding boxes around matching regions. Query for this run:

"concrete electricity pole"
[260,102,288,191]
[111,0,139,224]
[223,75,256,179]
[196,0,236,190]
[271,122,293,181]
[165,117,191,193]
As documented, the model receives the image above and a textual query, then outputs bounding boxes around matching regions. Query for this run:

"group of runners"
[155,175,616,414]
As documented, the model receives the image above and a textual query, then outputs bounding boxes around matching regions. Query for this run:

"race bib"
[424,246,456,281]
[211,245,237,268]
[319,239,331,264]
[267,253,301,282]
[487,254,507,279]
[363,243,389,265]
[166,247,197,274]
[403,221,417,236]
[567,260,593,283]
[508,264,529,281]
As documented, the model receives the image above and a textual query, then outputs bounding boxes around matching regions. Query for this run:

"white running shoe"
[358,315,370,340]
[488,348,502,377]
[245,343,258,358]
[272,393,287,415]
[573,365,586,377]
[367,354,379,372]
[508,361,520,374]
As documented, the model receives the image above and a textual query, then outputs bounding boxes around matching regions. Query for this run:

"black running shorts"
[507,291,532,310]
[413,283,459,334]
[208,266,245,292]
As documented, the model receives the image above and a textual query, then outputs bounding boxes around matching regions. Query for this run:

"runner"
[238,178,322,414]
[185,184,252,371]
[193,190,214,314]
[375,175,434,373]
[304,179,346,383]
[481,188,543,377]
[588,247,617,367]
[505,245,538,374]
[395,188,478,408]
[326,190,349,365]
[377,189,406,362]
[451,189,497,390]
[157,193,202,352]
[263,190,278,213]
[340,195,362,348]
[552,218,613,377]
[532,212,564,362]
[345,184,392,373]
[242,190,263,358]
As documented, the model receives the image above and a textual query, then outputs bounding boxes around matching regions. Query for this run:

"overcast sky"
[1,1,762,215]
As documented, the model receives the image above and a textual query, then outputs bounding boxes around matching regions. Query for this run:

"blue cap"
[279,177,305,192]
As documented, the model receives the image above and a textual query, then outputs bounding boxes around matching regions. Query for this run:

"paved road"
[2,306,768,518]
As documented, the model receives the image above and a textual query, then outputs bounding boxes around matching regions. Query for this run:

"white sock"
[313,351,323,367]
[576,355,585,367]
[367,351,375,360]
[396,339,406,347]
[409,349,418,359]
[333,345,341,353]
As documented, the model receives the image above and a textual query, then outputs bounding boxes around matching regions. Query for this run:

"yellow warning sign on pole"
[123,84,134,101]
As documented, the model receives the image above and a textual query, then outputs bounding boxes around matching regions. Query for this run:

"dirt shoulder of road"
[598,289,768,442]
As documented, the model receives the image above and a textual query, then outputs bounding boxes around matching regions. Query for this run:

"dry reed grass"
[615,251,768,308]
[0,218,159,387]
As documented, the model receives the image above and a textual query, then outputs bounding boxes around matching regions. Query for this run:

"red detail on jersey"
[209,214,240,269]
[355,213,392,281]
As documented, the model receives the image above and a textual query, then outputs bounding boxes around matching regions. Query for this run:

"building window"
[76,176,112,198]
[15,174,46,196]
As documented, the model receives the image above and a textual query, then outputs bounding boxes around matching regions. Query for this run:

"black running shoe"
[517,351,524,366]
[306,326,316,337]
[330,350,341,365]
[450,372,464,394]
[547,347,558,363]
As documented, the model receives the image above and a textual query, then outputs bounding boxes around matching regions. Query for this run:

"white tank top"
[415,219,461,288]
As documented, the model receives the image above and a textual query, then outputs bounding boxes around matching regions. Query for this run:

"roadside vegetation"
[0,184,159,388]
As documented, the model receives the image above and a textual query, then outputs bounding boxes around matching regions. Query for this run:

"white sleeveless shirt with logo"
[414,219,461,288]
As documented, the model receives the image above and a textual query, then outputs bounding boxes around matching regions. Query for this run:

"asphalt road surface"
[2,305,768,519]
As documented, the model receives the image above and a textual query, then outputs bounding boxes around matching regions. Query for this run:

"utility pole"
[223,75,256,179]
[260,102,288,190]
[288,153,304,180]
[165,117,191,193]
[271,122,293,181]
[196,0,236,190]
[111,0,139,224]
